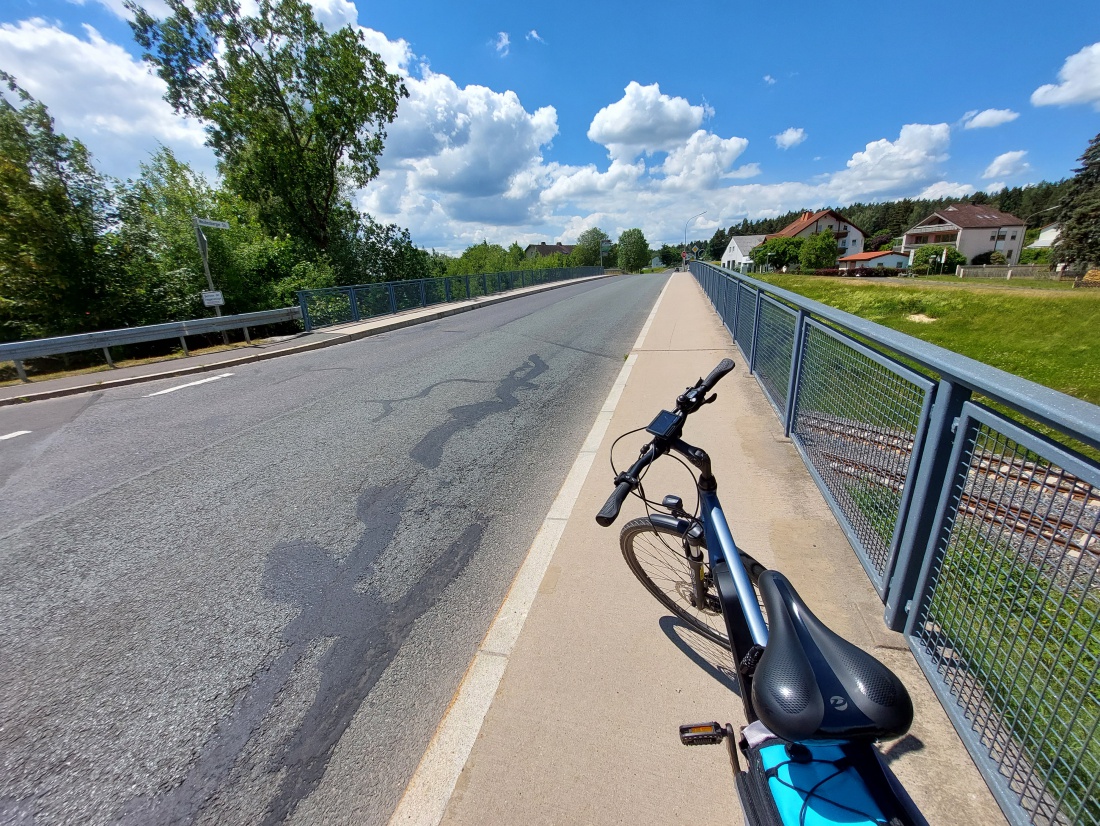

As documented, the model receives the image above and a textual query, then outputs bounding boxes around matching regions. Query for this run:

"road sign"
[194,218,230,230]
[681,251,687,260]
[600,240,612,251]
[202,290,225,307]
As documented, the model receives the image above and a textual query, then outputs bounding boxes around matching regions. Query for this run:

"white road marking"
[144,373,234,397]
[0,430,32,441]
[387,276,673,826]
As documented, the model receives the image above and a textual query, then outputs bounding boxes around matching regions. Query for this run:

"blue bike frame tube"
[700,491,769,647]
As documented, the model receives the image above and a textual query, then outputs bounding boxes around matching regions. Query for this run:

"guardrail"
[689,260,1100,826]
[296,266,603,331]
[0,307,301,382]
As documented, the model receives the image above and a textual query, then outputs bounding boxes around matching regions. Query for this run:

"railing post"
[242,326,251,345]
[179,336,189,356]
[748,288,761,374]
[348,287,361,322]
[14,359,27,382]
[783,310,808,436]
[883,379,972,630]
[103,347,115,368]
[387,284,397,314]
[465,274,471,298]
[445,278,452,302]
[298,292,312,332]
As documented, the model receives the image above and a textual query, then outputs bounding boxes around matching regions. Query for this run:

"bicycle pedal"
[679,722,728,746]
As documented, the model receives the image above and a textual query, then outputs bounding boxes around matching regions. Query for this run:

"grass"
[753,274,1100,407]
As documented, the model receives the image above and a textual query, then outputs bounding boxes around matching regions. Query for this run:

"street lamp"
[683,210,706,269]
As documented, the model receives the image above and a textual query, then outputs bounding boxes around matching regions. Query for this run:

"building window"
[1010,233,1017,240]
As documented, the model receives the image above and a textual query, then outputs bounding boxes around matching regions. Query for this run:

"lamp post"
[683,210,706,269]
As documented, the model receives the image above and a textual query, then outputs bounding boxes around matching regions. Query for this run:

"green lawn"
[754,275,1100,406]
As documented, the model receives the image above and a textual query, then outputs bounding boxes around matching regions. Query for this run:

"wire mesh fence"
[910,406,1100,826]
[790,320,934,593]
[690,260,1100,825]
[297,267,601,331]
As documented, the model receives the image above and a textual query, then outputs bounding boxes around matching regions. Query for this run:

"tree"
[749,237,803,271]
[128,0,407,254]
[658,244,681,267]
[0,72,119,340]
[912,244,965,273]
[799,230,839,271]
[1054,132,1100,269]
[617,228,649,272]
[574,227,609,267]
[708,227,729,260]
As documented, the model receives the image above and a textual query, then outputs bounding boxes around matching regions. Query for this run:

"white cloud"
[526,30,545,43]
[1031,41,1100,109]
[962,108,1019,129]
[659,130,752,190]
[918,181,976,199]
[985,181,1007,194]
[829,123,951,201]
[0,18,210,179]
[763,75,776,85]
[982,150,1030,179]
[773,127,806,150]
[494,32,510,57]
[588,82,712,161]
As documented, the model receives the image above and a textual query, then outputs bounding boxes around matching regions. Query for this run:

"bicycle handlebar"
[595,358,735,527]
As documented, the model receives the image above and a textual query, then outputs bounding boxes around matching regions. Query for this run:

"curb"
[0,274,616,406]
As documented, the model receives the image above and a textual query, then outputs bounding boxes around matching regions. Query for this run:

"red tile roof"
[767,209,867,240]
[839,250,902,261]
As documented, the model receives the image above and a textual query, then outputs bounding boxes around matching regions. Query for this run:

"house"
[720,235,766,270]
[1026,222,1060,249]
[767,209,866,256]
[838,250,910,272]
[524,242,575,258]
[901,203,1026,264]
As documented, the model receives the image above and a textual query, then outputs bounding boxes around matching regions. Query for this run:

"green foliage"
[573,227,609,267]
[0,72,120,340]
[912,245,965,272]
[750,236,803,270]
[657,244,682,267]
[1054,131,1100,268]
[127,0,407,253]
[1019,246,1053,265]
[799,230,838,271]
[616,228,649,272]
[708,226,729,260]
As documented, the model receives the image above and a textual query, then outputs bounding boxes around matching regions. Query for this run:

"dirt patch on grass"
[906,313,937,323]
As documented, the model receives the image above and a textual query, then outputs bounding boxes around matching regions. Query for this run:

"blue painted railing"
[690,260,1100,826]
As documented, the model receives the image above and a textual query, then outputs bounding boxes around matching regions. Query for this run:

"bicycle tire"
[620,516,765,646]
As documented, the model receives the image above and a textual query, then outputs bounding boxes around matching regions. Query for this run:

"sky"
[1,0,1099,254]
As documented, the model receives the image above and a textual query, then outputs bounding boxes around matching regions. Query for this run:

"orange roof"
[768,209,867,240]
[839,250,902,261]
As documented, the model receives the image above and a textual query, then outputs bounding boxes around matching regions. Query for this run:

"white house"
[838,250,910,272]
[1026,222,1060,249]
[902,204,1026,264]
[768,209,866,256]
[720,235,766,270]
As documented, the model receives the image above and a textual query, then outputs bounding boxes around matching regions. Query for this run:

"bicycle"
[596,358,926,826]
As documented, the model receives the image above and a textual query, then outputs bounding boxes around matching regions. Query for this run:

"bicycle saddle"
[751,571,913,743]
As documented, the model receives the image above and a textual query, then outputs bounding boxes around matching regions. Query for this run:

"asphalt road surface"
[0,273,668,825]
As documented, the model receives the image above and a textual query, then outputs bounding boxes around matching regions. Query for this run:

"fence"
[955,265,1078,281]
[0,307,301,382]
[690,260,1100,826]
[296,267,603,331]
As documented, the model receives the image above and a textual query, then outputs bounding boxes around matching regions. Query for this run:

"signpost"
[193,217,231,343]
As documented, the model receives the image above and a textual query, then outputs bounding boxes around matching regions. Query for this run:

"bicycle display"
[597,359,927,826]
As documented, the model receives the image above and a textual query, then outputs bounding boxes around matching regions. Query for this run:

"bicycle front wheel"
[620,517,764,646]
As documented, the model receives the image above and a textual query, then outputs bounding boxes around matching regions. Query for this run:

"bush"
[812,268,840,277]
[970,250,1008,266]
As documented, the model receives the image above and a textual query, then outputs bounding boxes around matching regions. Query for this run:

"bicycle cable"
[764,756,889,826]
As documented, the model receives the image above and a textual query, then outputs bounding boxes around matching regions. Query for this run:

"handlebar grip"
[596,481,633,527]
[700,358,735,392]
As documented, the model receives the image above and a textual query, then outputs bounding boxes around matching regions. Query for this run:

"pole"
[194,218,229,344]
[684,211,706,270]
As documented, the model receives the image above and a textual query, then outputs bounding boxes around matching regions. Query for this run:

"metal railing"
[690,260,1100,826]
[296,266,604,331]
[0,307,301,382]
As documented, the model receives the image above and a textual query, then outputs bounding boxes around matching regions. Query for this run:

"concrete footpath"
[0,274,612,406]
[391,273,1007,826]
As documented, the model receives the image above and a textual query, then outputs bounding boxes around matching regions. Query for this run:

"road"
[0,273,668,825]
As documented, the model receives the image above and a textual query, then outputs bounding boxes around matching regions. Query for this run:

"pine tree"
[1055,132,1100,268]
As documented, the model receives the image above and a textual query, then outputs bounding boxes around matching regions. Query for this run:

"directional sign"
[194,217,230,230]
[600,240,612,251]
[202,290,225,307]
